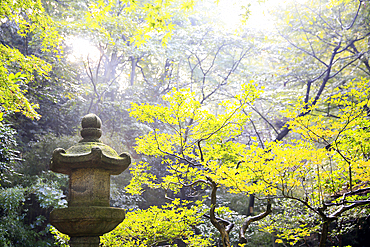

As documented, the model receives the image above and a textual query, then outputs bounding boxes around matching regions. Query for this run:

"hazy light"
[212,0,276,31]
[246,1,275,31]
[216,0,245,30]
[217,0,301,31]
[66,37,101,63]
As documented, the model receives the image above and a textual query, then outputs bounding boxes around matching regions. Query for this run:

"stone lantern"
[49,113,131,247]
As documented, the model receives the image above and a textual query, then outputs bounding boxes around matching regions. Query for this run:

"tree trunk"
[208,178,232,247]
[239,200,272,244]
[247,194,255,216]
[130,56,136,86]
[319,220,332,247]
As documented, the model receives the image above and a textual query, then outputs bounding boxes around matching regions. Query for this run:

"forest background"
[1,0,370,246]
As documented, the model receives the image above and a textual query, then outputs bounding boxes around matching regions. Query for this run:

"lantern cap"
[49,113,131,175]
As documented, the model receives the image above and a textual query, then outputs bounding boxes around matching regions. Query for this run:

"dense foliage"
[1,0,370,246]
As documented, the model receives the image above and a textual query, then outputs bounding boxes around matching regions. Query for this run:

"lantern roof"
[50,113,130,175]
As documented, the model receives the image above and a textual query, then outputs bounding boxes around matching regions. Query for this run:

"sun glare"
[216,0,244,29]
[67,37,101,63]
[214,0,276,31]
[217,0,304,31]
[247,1,275,30]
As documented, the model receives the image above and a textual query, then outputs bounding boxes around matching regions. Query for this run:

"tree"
[0,0,62,120]
[3,0,369,246]
[257,0,370,142]
[125,83,265,246]
[233,0,370,238]
[118,1,370,243]
[242,78,370,246]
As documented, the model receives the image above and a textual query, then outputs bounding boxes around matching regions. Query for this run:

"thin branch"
[343,1,362,30]
[244,107,279,135]
[248,118,265,149]
[198,140,204,162]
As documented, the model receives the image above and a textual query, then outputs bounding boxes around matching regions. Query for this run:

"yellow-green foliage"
[1,0,60,51]
[120,78,370,245]
[124,162,160,195]
[62,0,196,47]
[101,199,211,247]
[287,78,370,192]
[249,78,370,202]
[127,83,261,193]
[1,0,61,120]
[50,226,69,247]
[0,45,51,120]
[250,78,370,244]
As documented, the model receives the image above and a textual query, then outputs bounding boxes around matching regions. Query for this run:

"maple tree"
[0,0,60,120]
[123,71,370,247]
[124,83,266,246]
[248,77,370,247]
[2,0,370,246]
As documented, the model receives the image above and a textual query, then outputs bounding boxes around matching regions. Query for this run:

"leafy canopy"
[0,0,61,120]
[127,82,261,195]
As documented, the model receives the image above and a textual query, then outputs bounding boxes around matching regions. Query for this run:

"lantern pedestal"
[49,114,131,247]
[69,237,100,247]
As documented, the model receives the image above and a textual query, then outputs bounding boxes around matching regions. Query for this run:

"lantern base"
[69,236,100,247]
[50,206,125,237]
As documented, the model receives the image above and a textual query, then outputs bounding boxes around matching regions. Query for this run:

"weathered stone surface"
[49,113,131,247]
[50,145,130,175]
[81,113,102,141]
[50,206,125,237]
[50,114,130,176]
[69,168,110,207]
[69,237,100,247]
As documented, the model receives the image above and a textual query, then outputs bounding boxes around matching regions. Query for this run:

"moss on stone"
[66,142,118,158]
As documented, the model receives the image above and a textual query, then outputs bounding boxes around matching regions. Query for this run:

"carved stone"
[49,113,131,247]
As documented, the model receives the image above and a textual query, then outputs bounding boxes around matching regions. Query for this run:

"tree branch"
[239,199,272,244]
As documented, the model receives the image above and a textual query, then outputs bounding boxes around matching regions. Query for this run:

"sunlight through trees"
[1,0,369,246]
